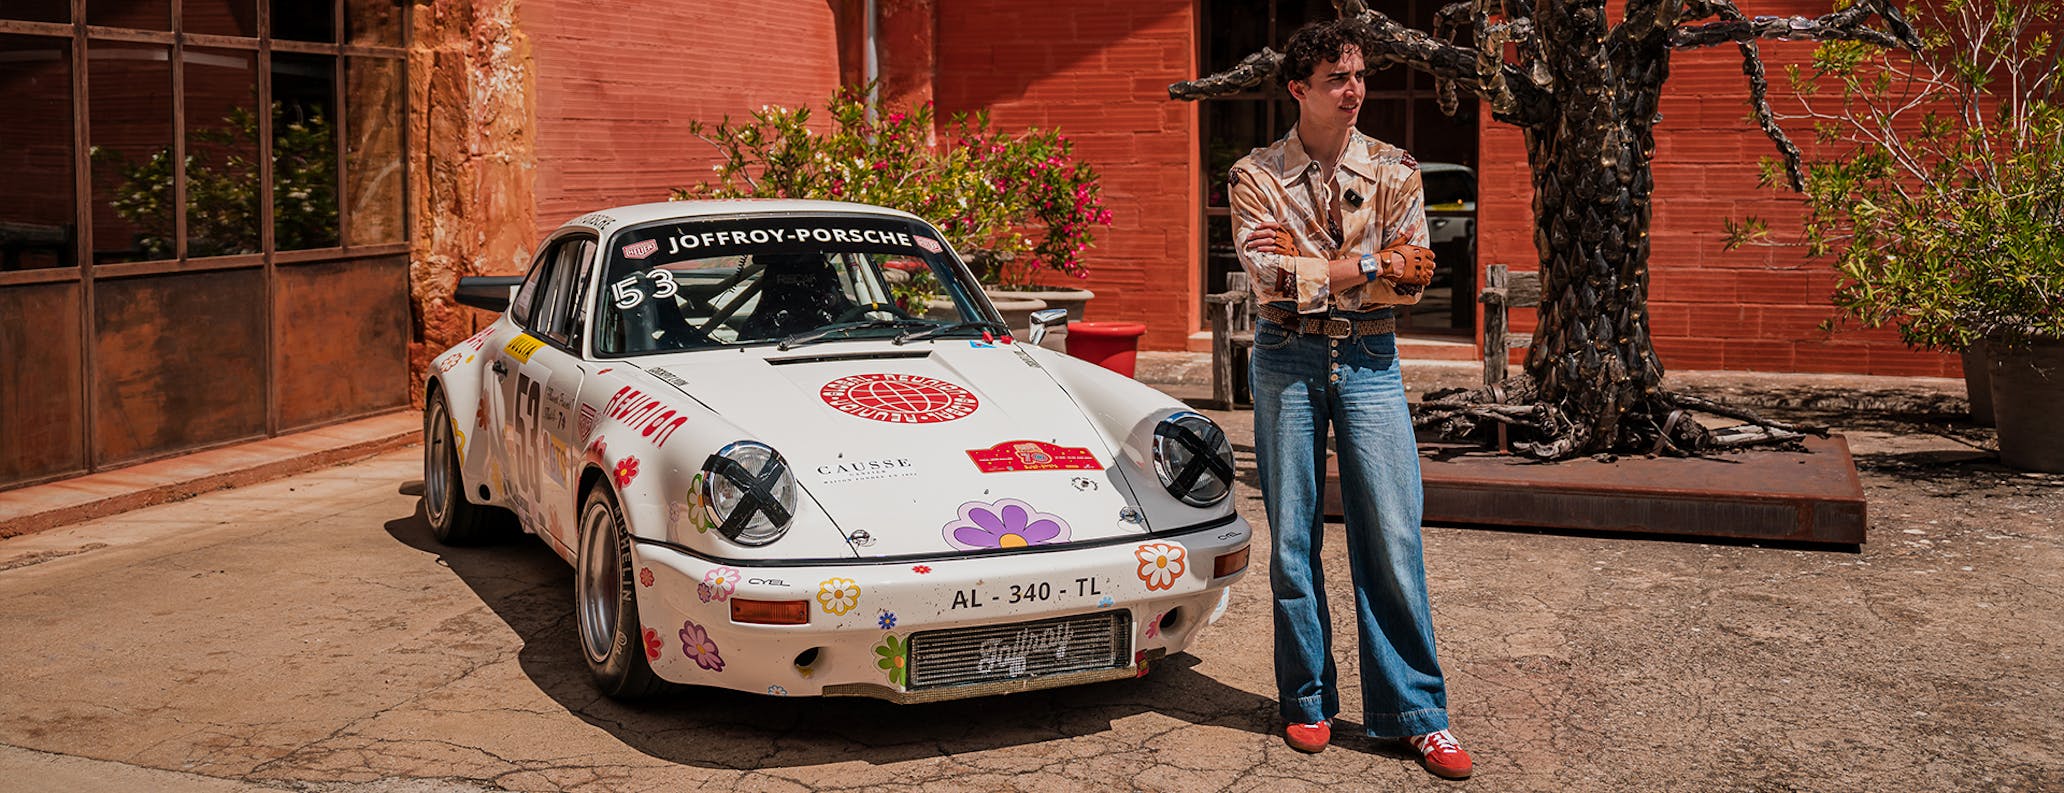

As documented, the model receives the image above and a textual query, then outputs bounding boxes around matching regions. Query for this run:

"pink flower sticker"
[702,566,738,602]
[639,567,655,588]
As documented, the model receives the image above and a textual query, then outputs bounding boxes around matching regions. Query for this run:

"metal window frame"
[0,0,412,486]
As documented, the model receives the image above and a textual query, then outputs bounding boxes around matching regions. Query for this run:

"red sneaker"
[1284,720,1331,753]
[1407,730,1473,779]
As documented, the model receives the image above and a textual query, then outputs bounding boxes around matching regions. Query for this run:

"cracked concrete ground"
[0,369,2058,792]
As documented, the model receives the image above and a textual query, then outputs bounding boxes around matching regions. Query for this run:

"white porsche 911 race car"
[423,199,1251,702]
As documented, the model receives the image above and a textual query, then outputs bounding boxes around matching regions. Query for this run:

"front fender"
[576,371,856,563]
[1025,345,1239,526]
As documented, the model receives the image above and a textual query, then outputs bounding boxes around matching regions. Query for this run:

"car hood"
[633,340,1153,558]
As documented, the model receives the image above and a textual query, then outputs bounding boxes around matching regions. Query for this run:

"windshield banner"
[613,217,937,263]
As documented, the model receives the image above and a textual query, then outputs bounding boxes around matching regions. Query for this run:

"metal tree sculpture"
[1172,0,1919,458]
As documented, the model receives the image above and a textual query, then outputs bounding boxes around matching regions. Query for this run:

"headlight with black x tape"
[1152,412,1235,507]
[699,440,798,546]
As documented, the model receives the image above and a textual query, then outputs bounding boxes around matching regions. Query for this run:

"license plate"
[907,611,1131,690]
[945,575,1110,611]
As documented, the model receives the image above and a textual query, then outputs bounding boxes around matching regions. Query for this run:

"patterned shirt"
[1228,127,1430,313]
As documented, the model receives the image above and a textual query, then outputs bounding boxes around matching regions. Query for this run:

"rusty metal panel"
[92,268,267,465]
[274,255,407,430]
[0,282,86,488]
[1324,435,1868,545]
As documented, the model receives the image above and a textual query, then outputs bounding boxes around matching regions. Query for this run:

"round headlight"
[700,441,797,546]
[1152,412,1235,507]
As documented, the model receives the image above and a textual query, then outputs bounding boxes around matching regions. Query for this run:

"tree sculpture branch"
[1167,5,1555,127]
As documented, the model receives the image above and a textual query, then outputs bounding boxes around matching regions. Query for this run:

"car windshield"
[593,213,994,356]
[1423,169,1475,209]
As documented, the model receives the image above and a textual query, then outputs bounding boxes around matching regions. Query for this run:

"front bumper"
[628,516,1252,701]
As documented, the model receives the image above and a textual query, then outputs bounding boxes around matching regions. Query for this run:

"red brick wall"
[933,0,1200,351]
[1476,20,1958,377]
[526,0,843,240]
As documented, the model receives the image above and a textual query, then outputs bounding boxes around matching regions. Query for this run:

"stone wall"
[407,0,537,403]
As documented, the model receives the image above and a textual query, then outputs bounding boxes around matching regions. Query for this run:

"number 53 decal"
[611,269,679,309]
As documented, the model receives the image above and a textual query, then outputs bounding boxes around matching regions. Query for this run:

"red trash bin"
[1064,321,1149,378]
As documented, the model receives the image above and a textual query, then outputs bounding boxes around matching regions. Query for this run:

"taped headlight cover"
[1152,412,1235,507]
[700,441,798,545]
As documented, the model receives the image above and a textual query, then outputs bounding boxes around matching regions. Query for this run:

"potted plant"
[1727,0,2064,471]
[676,87,1112,342]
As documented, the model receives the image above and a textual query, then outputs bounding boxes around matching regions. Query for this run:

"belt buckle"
[1324,319,1353,339]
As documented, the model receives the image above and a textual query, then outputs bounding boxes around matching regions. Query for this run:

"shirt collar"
[1274,127,1378,183]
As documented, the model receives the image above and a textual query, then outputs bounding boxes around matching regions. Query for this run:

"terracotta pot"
[987,287,1094,350]
[1987,336,2064,473]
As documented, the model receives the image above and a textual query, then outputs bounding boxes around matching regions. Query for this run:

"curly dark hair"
[1278,19,1365,89]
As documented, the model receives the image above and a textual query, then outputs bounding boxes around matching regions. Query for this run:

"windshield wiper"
[777,319,935,351]
[893,320,1011,345]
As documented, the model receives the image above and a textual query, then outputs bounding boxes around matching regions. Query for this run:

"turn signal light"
[731,598,810,625]
[1213,546,1250,578]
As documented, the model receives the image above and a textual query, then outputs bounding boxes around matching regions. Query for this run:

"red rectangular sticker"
[967,441,1103,473]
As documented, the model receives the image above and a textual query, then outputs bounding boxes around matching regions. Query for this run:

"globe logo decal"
[820,373,979,424]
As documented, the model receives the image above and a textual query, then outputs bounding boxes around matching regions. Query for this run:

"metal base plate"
[1323,434,1867,545]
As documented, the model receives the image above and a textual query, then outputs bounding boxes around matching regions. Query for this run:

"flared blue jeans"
[1250,306,1449,738]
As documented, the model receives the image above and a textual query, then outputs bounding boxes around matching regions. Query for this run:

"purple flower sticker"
[942,498,1072,551]
[680,618,724,672]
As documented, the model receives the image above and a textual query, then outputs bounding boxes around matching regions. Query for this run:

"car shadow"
[382,503,1343,770]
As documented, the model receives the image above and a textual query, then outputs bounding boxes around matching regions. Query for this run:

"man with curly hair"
[1227,18,1471,779]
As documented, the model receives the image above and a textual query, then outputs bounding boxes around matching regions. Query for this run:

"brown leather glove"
[1379,245,1436,286]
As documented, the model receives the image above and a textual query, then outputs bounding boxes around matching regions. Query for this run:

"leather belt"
[1256,304,1396,338]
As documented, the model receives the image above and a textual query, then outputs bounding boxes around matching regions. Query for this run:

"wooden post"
[1482,263,1508,386]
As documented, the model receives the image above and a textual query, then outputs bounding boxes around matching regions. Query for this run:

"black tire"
[575,484,667,700]
[423,390,508,546]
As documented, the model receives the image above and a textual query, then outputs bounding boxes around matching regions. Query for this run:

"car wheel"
[576,483,666,700]
[423,391,507,546]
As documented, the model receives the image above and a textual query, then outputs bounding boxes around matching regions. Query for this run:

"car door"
[500,232,596,550]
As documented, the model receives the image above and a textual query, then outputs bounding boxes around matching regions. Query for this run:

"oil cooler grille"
[907,611,1131,690]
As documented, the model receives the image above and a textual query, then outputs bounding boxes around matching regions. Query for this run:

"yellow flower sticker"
[817,577,862,616]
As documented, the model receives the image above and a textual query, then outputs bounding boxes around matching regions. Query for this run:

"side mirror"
[1027,308,1068,347]
[455,275,524,312]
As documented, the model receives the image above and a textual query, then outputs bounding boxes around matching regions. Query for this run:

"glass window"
[87,0,169,29]
[272,1,335,42]
[346,0,405,46]
[89,42,176,263]
[272,52,340,250]
[184,47,260,257]
[0,35,75,271]
[531,237,593,345]
[183,0,259,38]
[1,1,69,23]
[344,57,404,245]
[510,249,552,328]
[1204,100,1283,207]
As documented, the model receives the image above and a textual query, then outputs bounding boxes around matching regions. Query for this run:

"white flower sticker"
[1134,543,1187,591]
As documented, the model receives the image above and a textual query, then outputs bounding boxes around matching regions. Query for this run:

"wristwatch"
[1358,252,1384,282]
